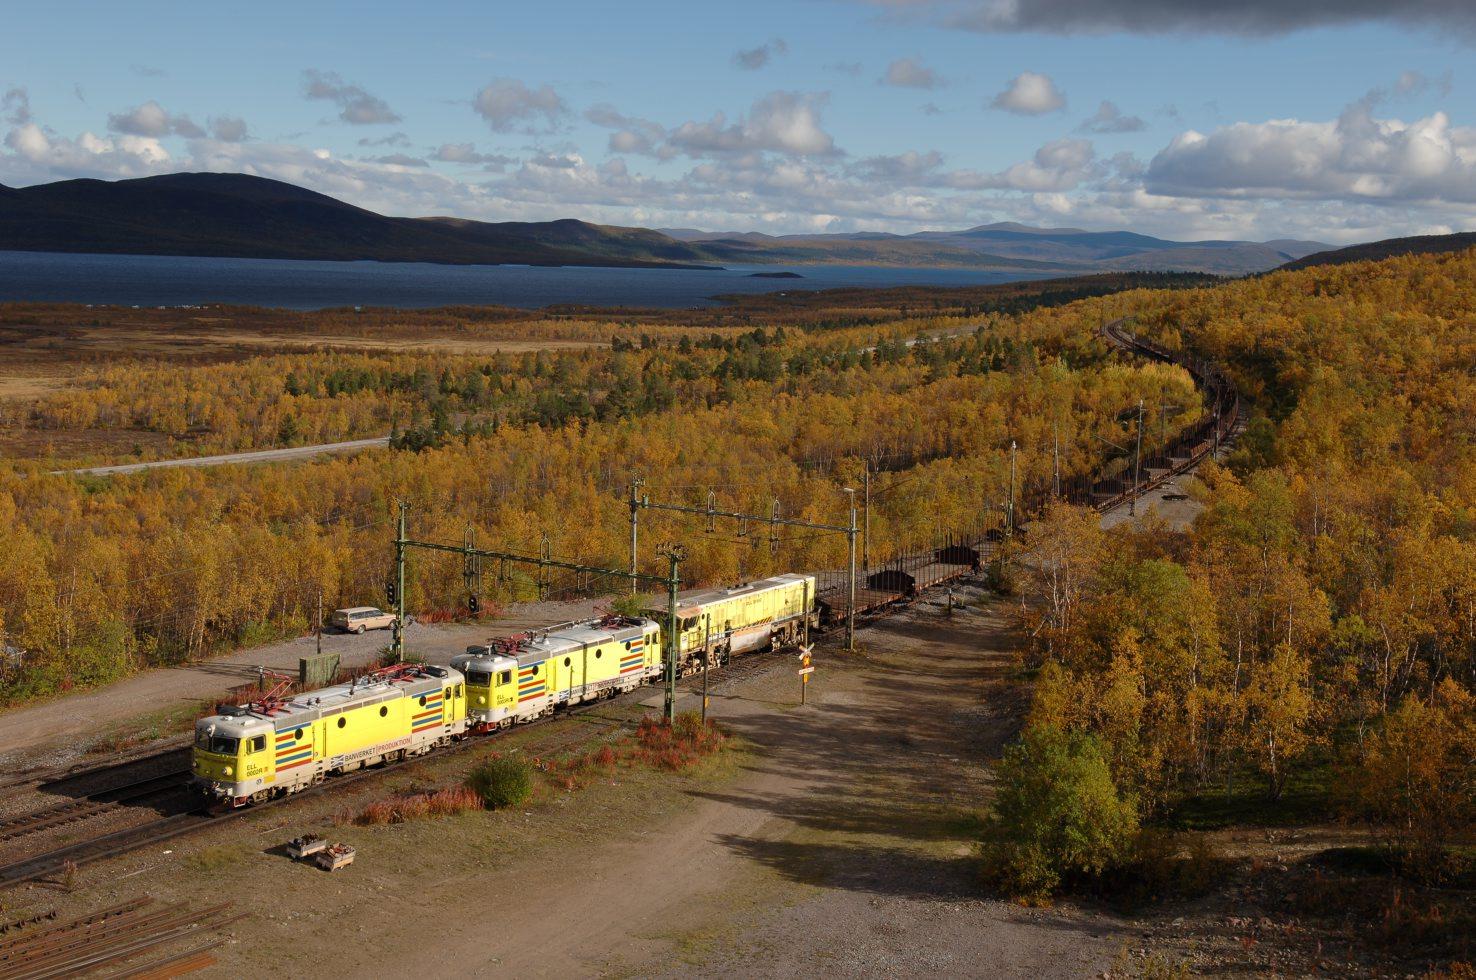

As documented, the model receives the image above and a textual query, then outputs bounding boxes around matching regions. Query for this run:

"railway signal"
[798,645,814,705]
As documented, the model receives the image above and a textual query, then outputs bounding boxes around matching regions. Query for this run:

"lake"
[0,250,1057,310]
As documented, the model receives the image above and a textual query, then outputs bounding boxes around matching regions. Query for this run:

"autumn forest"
[3,251,1476,933]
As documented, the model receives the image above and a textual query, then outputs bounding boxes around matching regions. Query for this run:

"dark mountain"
[0,172,718,269]
[0,172,1330,275]
[1280,232,1476,271]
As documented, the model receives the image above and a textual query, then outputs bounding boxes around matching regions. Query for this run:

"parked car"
[330,606,396,634]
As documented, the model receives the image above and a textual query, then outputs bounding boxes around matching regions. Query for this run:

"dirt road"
[55,436,393,475]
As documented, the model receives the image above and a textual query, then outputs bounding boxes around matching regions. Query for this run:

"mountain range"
[0,172,1329,275]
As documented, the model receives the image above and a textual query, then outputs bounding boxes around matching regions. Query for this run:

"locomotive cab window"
[337,717,346,728]
[563,657,571,667]
[498,670,512,685]
[247,735,266,753]
[196,733,239,755]
[379,706,388,717]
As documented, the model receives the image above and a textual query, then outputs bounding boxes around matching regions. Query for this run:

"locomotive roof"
[673,572,813,617]
[197,664,461,735]
[460,616,654,666]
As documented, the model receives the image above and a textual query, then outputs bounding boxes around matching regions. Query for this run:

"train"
[191,572,817,806]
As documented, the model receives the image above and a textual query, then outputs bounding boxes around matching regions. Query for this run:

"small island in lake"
[747,271,805,279]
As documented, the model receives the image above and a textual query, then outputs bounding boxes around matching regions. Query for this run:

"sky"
[2,0,1475,244]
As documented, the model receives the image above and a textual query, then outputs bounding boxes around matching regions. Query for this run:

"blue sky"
[2,0,1474,243]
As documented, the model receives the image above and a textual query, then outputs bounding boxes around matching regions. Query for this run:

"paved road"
[56,435,390,476]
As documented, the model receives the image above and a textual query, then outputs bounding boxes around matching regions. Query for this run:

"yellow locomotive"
[191,572,818,802]
[452,615,662,732]
[192,663,467,807]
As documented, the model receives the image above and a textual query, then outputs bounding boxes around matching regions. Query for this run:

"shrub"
[981,723,1139,900]
[466,756,535,809]
[633,712,729,770]
[355,786,482,824]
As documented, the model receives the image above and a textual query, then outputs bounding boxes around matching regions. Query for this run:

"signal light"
[468,594,480,615]
[386,579,397,604]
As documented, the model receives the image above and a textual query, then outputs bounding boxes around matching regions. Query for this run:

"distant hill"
[0,172,1328,275]
[1280,232,1476,271]
[0,173,718,269]
[664,221,1327,275]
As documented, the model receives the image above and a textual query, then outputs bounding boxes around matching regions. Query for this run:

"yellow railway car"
[664,572,817,671]
[192,663,467,807]
[453,616,661,733]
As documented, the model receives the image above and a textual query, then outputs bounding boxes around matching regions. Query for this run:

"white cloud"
[882,57,942,89]
[209,115,248,143]
[358,131,410,147]
[473,78,567,133]
[302,69,401,125]
[364,152,427,168]
[666,91,838,157]
[990,71,1066,115]
[734,38,788,70]
[1078,100,1146,133]
[433,142,515,169]
[1145,99,1476,204]
[2,87,30,126]
[3,123,171,180]
[107,100,205,138]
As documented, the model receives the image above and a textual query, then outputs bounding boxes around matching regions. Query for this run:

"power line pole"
[843,487,857,651]
[1006,440,1017,537]
[862,462,871,573]
[1052,421,1061,500]
[1131,399,1145,516]
[660,545,684,723]
[393,500,407,663]
[628,478,643,594]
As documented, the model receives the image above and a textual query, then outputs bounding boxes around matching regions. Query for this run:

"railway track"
[0,769,191,845]
[0,742,191,795]
[0,896,239,980]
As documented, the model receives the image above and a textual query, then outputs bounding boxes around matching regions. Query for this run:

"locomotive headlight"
[222,766,233,777]
[476,695,486,705]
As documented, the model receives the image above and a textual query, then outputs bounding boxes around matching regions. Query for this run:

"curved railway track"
[0,314,1241,892]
